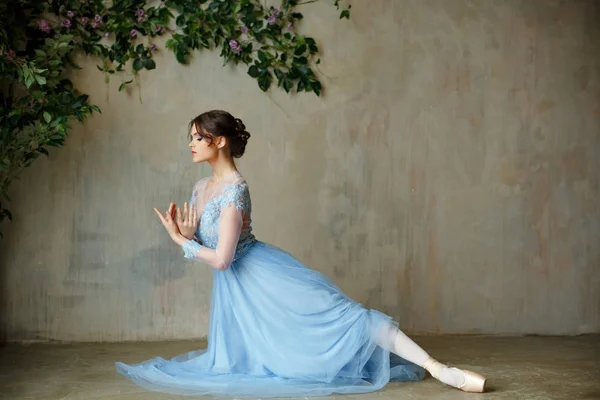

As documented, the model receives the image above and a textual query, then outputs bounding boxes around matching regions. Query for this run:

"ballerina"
[115,109,486,397]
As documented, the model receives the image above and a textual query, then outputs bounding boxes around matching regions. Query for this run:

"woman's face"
[189,124,218,163]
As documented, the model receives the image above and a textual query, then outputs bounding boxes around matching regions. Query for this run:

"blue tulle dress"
[115,173,425,397]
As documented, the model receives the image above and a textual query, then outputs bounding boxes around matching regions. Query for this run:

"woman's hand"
[154,202,183,242]
[176,202,198,240]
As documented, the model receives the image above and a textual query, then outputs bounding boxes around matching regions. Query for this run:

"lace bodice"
[190,172,256,261]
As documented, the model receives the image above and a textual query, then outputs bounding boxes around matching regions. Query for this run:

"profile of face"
[188,124,226,164]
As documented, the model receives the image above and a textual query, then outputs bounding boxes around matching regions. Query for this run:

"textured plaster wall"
[1,0,599,342]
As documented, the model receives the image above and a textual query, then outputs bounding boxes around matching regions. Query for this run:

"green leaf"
[136,44,145,54]
[257,71,272,92]
[311,80,322,96]
[258,50,269,63]
[35,75,47,86]
[175,50,187,64]
[294,44,307,56]
[282,79,292,93]
[144,58,156,70]
[274,69,284,82]
[294,56,308,65]
[297,80,305,92]
[248,65,260,78]
[133,59,144,71]
[24,75,35,89]
[118,80,133,91]
[340,9,350,19]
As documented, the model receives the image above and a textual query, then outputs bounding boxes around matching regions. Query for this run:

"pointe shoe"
[424,358,486,393]
[452,367,486,393]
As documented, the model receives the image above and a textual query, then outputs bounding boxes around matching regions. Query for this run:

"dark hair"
[189,110,251,158]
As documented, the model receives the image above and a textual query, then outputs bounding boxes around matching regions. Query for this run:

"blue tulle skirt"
[115,241,425,397]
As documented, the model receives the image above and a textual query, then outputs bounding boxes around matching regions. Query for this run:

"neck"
[208,155,238,181]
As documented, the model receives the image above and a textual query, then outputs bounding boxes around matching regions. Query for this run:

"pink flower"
[103,32,110,38]
[91,21,100,29]
[229,40,242,53]
[94,14,102,22]
[136,9,144,17]
[62,18,72,28]
[286,22,293,30]
[268,7,280,24]
[150,43,157,51]
[5,49,15,61]
[130,29,138,37]
[37,19,52,33]
[67,11,74,18]
[80,17,89,25]
[137,16,144,23]
[241,25,248,34]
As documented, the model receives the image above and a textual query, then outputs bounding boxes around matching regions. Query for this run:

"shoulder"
[220,182,251,211]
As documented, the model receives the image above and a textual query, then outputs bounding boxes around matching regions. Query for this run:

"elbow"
[214,260,230,271]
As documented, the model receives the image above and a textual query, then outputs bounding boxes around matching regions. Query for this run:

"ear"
[216,136,227,150]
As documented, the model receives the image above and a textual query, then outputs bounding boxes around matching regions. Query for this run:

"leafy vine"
[0,0,351,234]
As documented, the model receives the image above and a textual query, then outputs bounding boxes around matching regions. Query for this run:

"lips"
[191,151,197,154]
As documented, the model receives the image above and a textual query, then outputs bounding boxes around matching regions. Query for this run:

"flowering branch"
[0,0,351,233]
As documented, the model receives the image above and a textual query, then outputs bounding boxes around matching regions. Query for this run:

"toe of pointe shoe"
[458,369,486,393]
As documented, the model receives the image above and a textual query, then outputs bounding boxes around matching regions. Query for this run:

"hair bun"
[234,118,246,135]
[231,117,250,158]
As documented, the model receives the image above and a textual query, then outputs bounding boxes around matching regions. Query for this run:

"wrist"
[172,234,188,246]
[181,238,202,259]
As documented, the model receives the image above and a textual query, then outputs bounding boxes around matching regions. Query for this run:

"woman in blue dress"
[115,110,487,396]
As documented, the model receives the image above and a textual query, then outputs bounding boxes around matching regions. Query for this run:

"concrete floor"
[0,335,598,400]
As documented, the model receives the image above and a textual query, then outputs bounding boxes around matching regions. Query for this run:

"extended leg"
[375,325,486,393]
